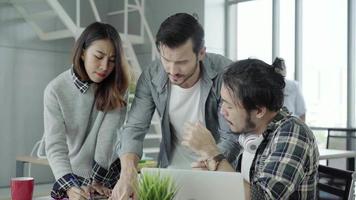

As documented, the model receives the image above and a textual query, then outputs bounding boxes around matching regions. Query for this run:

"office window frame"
[225,0,356,128]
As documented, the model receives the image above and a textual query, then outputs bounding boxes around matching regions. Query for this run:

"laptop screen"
[140,168,245,200]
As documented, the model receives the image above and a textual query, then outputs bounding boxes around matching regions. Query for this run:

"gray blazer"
[117,53,241,167]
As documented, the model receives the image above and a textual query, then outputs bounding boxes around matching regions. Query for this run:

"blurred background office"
[0,0,355,197]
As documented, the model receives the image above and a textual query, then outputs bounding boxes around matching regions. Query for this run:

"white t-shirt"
[283,79,306,117]
[168,79,205,169]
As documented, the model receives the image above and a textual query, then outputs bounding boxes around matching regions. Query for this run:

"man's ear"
[255,106,267,119]
[198,47,206,61]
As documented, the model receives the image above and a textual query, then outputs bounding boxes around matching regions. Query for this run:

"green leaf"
[136,171,179,200]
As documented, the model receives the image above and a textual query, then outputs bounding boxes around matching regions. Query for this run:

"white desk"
[33,197,51,200]
[0,196,52,200]
[319,149,356,160]
[319,148,356,170]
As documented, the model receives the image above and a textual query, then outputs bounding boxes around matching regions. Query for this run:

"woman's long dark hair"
[72,22,129,111]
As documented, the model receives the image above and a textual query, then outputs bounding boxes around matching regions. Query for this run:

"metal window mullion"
[88,0,101,22]
[225,0,237,59]
[295,0,303,86]
[140,0,145,40]
[225,0,229,57]
[124,0,128,37]
[347,0,356,129]
[76,0,80,27]
[272,0,280,62]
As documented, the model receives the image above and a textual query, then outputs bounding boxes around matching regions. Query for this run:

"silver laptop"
[140,168,245,200]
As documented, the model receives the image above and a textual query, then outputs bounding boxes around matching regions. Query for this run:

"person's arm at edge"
[110,153,140,200]
[117,67,157,160]
[192,144,251,199]
[44,84,73,179]
[198,143,236,172]
[120,153,140,174]
[44,83,88,199]
[111,66,157,200]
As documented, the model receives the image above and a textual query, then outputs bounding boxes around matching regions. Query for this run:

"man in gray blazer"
[111,13,240,200]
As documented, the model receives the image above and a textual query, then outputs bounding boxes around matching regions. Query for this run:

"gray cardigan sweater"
[44,69,126,180]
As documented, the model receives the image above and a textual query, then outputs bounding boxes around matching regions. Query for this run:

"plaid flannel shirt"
[71,67,90,94]
[249,108,319,200]
[51,159,121,199]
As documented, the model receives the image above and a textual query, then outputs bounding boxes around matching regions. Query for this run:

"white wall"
[0,0,118,187]
[0,2,73,187]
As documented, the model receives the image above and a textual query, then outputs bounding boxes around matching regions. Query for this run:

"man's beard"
[240,112,256,133]
[171,59,199,87]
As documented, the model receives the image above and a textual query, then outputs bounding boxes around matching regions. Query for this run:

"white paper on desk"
[33,196,53,200]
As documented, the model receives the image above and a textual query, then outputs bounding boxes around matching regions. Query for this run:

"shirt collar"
[71,67,90,94]
[263,107,291,138]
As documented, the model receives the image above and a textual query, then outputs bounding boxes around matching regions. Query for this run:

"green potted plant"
[136,171,178,200]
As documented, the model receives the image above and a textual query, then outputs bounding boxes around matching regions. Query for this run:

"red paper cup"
[10,177,34,200]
